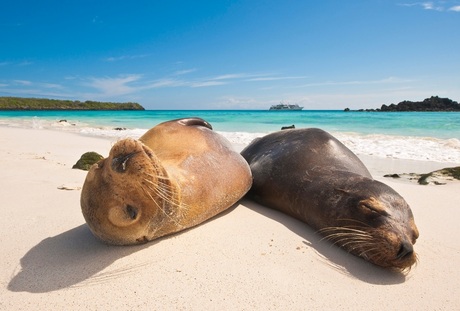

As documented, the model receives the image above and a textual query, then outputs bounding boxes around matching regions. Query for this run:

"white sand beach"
[1,126,459,310]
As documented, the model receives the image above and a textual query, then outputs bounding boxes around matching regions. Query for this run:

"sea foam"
[1,117,459,163]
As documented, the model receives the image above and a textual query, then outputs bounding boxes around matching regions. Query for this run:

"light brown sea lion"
[81,117,252,245]
[241,128,419,270]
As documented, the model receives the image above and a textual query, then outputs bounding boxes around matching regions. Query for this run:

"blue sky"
[1,1,460,109]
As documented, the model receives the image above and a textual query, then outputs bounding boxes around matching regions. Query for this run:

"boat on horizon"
[269,102,304,111]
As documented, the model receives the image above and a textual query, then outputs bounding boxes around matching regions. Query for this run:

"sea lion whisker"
[141,177,175,198]
[336,218,373,228]
[142,177,174,193]
[144,181,174,201]
[321,228,371,236]
[358,247,382,261]
[342,242,369,254]
[321,233,372,244]
[141,178,191,217]
[143,186,170,205]
[139,183,167,210]
[141,181,183,210]
[328,236,373,247]
[318,228,372,239]
[139,182,185,226]
[144,172,172,182]
[318,226,369,234]
[320,233,368,247]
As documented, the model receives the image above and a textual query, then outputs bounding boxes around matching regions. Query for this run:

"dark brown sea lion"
[81,117,252,245]
[241,128,419,270]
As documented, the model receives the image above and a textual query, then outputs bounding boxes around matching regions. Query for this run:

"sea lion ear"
[178,117,213,130]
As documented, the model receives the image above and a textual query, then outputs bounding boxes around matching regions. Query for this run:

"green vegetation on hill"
[0,97,145,110]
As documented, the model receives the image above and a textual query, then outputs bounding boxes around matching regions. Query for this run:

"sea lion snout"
[108,139,157,175]
[112,152,139,173]
[396,240,414,260]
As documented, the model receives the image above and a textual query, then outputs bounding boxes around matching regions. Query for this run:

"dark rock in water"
[281,125,295,130]
[72,152,104,171]
[384,174,401,178]
[384,166,460,185]
[417,167,460,185]
[443,167,460,180]
[113,127,127,131]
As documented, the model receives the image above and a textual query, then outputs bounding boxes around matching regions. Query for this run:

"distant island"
[345,96,460,112]
[0,97,145,110]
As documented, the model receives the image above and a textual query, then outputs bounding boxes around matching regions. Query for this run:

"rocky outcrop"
[351,96,460,112]
[380,96,460,112]
[384,166,460,185]
[72,152,104,171]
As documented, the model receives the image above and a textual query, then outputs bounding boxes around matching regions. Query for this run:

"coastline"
[1,126,459,310]
[1,113,460,164]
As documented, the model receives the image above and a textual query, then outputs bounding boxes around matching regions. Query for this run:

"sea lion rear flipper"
[177,117,213,130]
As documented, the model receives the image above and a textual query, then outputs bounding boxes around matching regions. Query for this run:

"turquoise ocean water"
[1,110,459,163]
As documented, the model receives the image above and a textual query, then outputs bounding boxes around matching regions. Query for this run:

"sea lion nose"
[396,241,414,259]
[112,152,138,173]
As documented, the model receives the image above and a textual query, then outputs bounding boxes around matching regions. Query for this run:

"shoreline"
[1,123,459,183]
[1,116,460,164]
[1,126,460,310]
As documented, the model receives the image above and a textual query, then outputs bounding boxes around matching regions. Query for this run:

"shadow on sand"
[243,199,409,285]
[7,205,240,293]
[8,201,407,293]
[7,224,151,293]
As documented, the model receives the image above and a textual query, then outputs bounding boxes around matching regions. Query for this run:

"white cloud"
[0,61,33,66]
[18,61,33,66]
[86,73,234,96]
[187,72,269,87]
[13,80,32,85]
[88,74,142,95]
[41,83,63,89]
[211,73,248,80]
[247,75,307,82]
[191,81,227,88]
[422,2,441,10]
[214,96,264,109]
[174,69,197,75]
[147,78,186,88]
[295,77,413,88]
[0,78,74,98]
[103,54,150,62]
[398,1,460,11]
[82,71,306,97]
